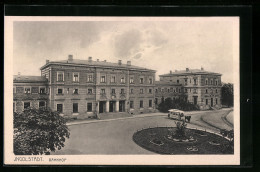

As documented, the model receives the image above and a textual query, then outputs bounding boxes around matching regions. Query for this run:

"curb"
[67,113,167,126]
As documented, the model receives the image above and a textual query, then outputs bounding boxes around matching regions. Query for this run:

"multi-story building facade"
[13,56,222,116]
[13,55,156,118]
[157,68,222,110]
[13,75,49,112]
[154,81,184,108]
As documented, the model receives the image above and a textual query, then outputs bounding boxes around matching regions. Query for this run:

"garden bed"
[132,127,233,154]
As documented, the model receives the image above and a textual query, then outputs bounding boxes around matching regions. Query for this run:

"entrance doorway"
[119,100,125,112]
[211,98,213,106]
[99,101,106,113]
[109,101,116,112]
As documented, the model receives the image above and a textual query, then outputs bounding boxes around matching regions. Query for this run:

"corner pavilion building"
[157,68,222,110]
[37,55,156,118]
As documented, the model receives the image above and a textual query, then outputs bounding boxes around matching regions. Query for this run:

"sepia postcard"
[4,16,240,165]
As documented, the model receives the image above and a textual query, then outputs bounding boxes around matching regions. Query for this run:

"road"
[53,108,233,155]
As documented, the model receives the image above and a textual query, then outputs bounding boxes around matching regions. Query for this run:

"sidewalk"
[66,112,167,126]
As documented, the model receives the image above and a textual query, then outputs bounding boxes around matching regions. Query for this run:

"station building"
[13,55,156,118]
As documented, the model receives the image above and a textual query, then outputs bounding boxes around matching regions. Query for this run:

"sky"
[13,18,237,83]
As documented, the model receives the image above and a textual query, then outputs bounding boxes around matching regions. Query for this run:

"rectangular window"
[40,87,45,94]
[206,99,208,105]
[216,98,218,104]
[101,89,106,94]
[216,89,218,93]
[140,100,143,108]
[39,101,45,108]
[201,98,204,102]
[57,104,63,113]
[206,89,208,93]
[87,75,93,82]
[73,73,79,82]
[194,79,197,85]
[215,80,218,85]
[184,79,187,85]
[177,80,179,84]
[88,89,92,94]
[57,71,64,82]
[120,77,125,83]
[24,87,31,94]
[111,76,116,83]
[111,89,116,94]
[140,89,143,94]
[130,89,134,94]
[57,88,63,94]
[24,102,30,109]
[155,89,158,93]
[149,78,153,84]
[205,79,208,85]
[130,101,134,109]
[211,79,213,85]
[155,98,158,105]
[130,77,134,84]
[140,78,144,84]
[73,103,78,113]
[73,89,78,94]
[87,103,92,112]
[170,88,173,92]
[149,89,152,94]
[101,76,106,83]
[13,102,15,112]
[149,100,152,107]
[179,89,181,93]
[121,89,124,94]
[167,89,170,93]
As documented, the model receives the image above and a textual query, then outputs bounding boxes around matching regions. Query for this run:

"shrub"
[158,98,199,112]
[13,107,70,155]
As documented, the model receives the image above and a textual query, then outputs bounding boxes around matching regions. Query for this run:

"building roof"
[155,81,182,86]
[159,68,221,77]
[13,75,48,83]
[40,58,156,72]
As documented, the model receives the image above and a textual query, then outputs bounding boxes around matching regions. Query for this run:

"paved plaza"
[53,108,233,155]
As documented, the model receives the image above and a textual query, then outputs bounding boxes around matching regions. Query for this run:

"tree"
[158,97,199,112]
[221,83,234,107]
[14,107,70,155]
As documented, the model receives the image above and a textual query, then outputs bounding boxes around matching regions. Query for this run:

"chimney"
[46,60,49,64]
[97,59,99,62]
[186,68,189,72]
[127,61,131,66]
[88,56,92,62]
[170,70,172,74]
[201,67,204,71]
[68,54,73,61]
[118,60,122,65]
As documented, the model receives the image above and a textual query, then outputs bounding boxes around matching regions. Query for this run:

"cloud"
[113,29,143,58]
[146,29,168,47]
[132,53,142,59]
